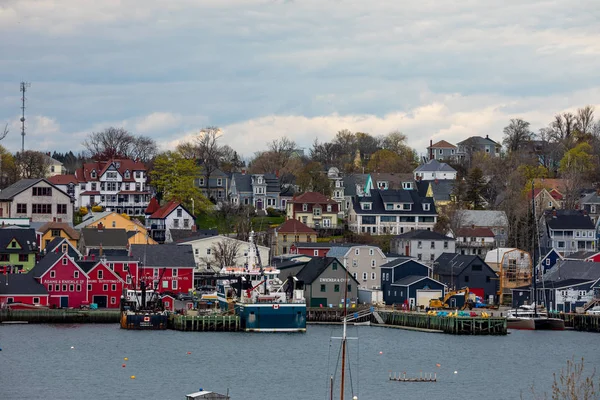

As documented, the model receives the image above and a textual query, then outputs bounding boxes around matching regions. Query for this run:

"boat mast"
[531,180,538,318]
[340,263,349,400]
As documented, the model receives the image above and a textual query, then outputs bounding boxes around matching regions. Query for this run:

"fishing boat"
[507,182,565,331]
[120,268,168,330]
[216,231,306,332]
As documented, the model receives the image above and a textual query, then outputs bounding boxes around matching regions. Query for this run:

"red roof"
[47,174,78,185]
[149,200,180,219]
[429,140,457,149]
[75,159,146,183]
[456,227,495,238]
[277,219,317,234]
[549,189,564,200]
[527,187,564,201]
[145,197,160,215]
[291,192,337,205]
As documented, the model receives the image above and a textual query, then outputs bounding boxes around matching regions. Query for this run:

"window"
[417,254,422,260]
[362,272,367,280]
[98,270,103,279]
[417,241,422,249]
[111,284,116,291]
[348,284,352,293]
[172,268,178,277]
[69,284,74,291]
[76,284,81,292]
[50,229,62,237]
[62,284,67,291]
[402,203,412,210]
[352,260,358,267]
[371,259,376,267]
[207,248,211,255]
[332,262,338,270]
[111,297,117,305]
[371,272,376,280]
[430,242,435,249]
[362,203,371,210]
[174,219,179,228]
[334,284,340,292]
[103,284,108,291]
[313,208,321,217]
[464,276,470,283]
[32,204,52,214]
[355,248,360,255]
[318,284,326,293]
[88,284,92,291]
[74,271,79,278]
[19,254,28,262]
[61,258,67,265]
[16,203,27,213]
[444,241,448,249]
[32,187,52,196]
[314,250,319,256]
[302,204,308,212]
[177,209,182,218]
[430,254,435,261]
[172,280,177,290]
[423,203,430,211]
[50,271,56,278]
[198,178,205,186]
[327,204,332,213]
[369,248,374,256]
[217,178,223,186]
[546,258,551,266]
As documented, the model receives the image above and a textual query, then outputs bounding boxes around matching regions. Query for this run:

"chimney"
[434,178,439,184]
[486,135,489,139]
[97,222,103,232]
[429,139,434,160]
[91,254,95,261]
[275,169,279,178]
[241,169,246,175]
[192,224,197,232]
[552,209,557,218]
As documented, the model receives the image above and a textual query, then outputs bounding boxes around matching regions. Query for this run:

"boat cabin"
[185,391,230,400]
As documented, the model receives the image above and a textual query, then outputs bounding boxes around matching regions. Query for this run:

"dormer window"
[327,204,332,212]
[313,207,321,217]
[257,177,263,184]
[361,203,372,210]
[385,203,393,210]
[115,162,121,168]
[124,170,130,179]
[302,204,308,212]
[91,170,96,179]
[402,203,412,211]
[402,182,412,190]
[377,181,388,190]
[423,203,430,211]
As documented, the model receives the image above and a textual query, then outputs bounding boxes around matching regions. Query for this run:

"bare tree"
[130,135,158,162]
[15,150,50,179]
[549,112,577,149]
[503,119,533,153]
[176,142,199,160]
[196,126,224,196]
[201,238,242,271]
[83,127,158,161]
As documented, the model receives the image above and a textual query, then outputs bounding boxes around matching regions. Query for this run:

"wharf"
[170,314,240,332]
[549,312,600,332]
[0,309,120,324]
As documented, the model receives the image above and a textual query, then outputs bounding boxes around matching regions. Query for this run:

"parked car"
[587,306,600,315]
[178,293,193,301]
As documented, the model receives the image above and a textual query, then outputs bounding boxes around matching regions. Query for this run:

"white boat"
[507,304,564,331]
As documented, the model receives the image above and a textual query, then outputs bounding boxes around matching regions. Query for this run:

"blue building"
[229,173,281,212]
[538,248,562,274]
[433,253,498,303]
[380,258,445,308]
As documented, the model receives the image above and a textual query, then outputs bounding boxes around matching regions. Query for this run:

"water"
[1,324,599,400]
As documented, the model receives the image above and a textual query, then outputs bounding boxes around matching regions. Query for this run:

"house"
[279,186,297,212]
[229,172,281,211]
[289,242,353,258]
[49,158,150,216]
[342,174,369,213]
[285,257,359,307]
[529,188,564,212]
[580,189,600,226]
[565,250,600,263]
[46,174,79,201]
[433,253,498,303]
[44,237,82,260]
[540,209,596,256]
[130,244,196,295]
[366,173,415,193]
[145,199,195,243]
[456,135,502,160]
[327,167,346,215]
[195,168,229,203]
[79,225,129,256]
[0,228,38,272]
[0,178,74,223]
[426,140,457,161]
[380,258,445,308]
[0,274,49,308]
[273,219,317,256]
[454,227,496,257]
[30,251,89,308]
[348,189,437,235]
[413,159,457,181]
[538,248,563,274]
[178,235,270,273]
[86,253,139,290]
[286,192,339,230]
[416,179,455,211]
[74,211,155,246]
[326,245,387,290]
[38,222,80,252]
[44,153,66,177]
[77,260,124,308]
[484,248,532,303]
[391,230,455,265]
[455,210,509,247]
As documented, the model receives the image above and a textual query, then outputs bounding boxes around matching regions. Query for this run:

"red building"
[130,244,195,294]
[83,254,140,291]
[0,274,49,308]
[79,260,125,309]
[31,252,89,308]
[161,294,176,312]
[291,243,336,257]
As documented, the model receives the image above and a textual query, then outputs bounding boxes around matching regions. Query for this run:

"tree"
[15,151,50,179]
[83,127,158,161]
[176,142,199,160]
[367,149,412,173]
[559,142,596,209]
[196,126,225,193]
[528,357,598,400]
[220,145,244,173]
[503,119,533,153]
[309,139,340,166]
[296,162,332,195]
[0,145,18,189]
[465,167,487,209]
[202,238,242,271]
[548,112,577,150]
[150,151,211,213]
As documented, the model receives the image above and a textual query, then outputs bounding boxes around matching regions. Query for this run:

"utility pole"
[20,82,31,153]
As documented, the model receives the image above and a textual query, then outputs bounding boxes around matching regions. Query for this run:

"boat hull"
[507,317,565,331]
[507,318,535,330]
[238,304,307,332]
[120,313,168,330]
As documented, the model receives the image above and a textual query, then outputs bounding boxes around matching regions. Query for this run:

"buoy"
[353,397,358,400]
[122,364,126,368]
[454,371,458,374]
[436,363,441,367]
[124,357,128,361]
[187,352,191,355]
[379,351,383,355]
[70,346,74,349]
[130,375,136,379]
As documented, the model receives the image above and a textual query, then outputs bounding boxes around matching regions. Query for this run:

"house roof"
[231,173,252,192]
[129,244,195,267]
[149,200,188,219]
[545,210,595,230]
[0,274,49,296]
[434,253,489,276]
[379,257,417,269]
[0,228,37,253]
[171,229,218,243]
[416,180,454,202]
[457,136,499,146]
[74,211,115,230]
[29,252,63,278]
[0,178,70,201]
[81,228,129,248]
[342,174,369,196]
[429,140,457,149]
[74,159,146,183]
[293,242,356,249]
[580,191,600,206]
[145,197,160,215]
[291,192,337,205]
[456,210,508,227]
[455,227,495,238]
[295,257,357,285]
[391,275,430,286]
[533,178,568,194]
[352,189,436,215]
[564,251,600,261]
[370,173,414,190]
[45,237,82,258]
[394,229,453,241]
[47,174,78,185]
[277,219,317,234]
[87,248,130,257]
[543,260,600,284]
[38,222,80,240]
[414,159,456,173]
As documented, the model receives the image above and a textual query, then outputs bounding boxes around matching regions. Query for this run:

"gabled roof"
[580,191,600,206]
[47,174,78,185]
[455,227,495,238]
[74,159,146,183]
[295,257,358,285]
[231,173,252,192]
[391,275,442,287]
[149,200,191,219]
[543,260,600,284]
[416,180,454,202]
[545,210,595,230]
[456,210,508,227]
[37,222,80,240]
[0,228,37,252]
[291,192,337,205]
[45,237,83,258]
[352,189,436,215]
[74,211,114,230]
[394,229,453,241]
[145,197,160,215]
[457,136,499,146]
[29,252,63,278]
[414,159,456,173]
[428,140,456,149]
[0,178,69,201]
[0,274,49,296]
[533,178,568,194]
[81,228,129,248]
[342,174,369,197]
[277,219,317,235]
[434,253,491,276]
[129,244,195,267]
[379,257,419,269]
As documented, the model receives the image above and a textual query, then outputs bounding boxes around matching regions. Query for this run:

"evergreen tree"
[465,167,486,209]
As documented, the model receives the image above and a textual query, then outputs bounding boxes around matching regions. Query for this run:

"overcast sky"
[1,0,599,159]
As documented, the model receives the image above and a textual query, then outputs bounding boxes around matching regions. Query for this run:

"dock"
[549,312,600,332]
[170,314,240,332]
[0,309,120,324]
[389,372,437,382]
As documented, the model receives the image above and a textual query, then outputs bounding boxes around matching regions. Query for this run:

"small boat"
[506,305,564,331]
[185,390,230,399]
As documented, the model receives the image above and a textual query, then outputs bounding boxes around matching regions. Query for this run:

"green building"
[0,228,38,272]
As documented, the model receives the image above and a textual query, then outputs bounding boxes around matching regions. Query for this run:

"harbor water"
[1,324,599,400]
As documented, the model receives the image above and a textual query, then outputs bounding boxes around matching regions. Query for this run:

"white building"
[0,178,74,223]
[391,230,456,265]
[177,235,270,272]
[413,159,457,181]
[145,199,195,244]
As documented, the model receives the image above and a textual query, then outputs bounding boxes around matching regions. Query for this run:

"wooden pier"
[548,312,600,332]
[377,311,507,335]
[170,314,240,332]
[389,372,437,382]
[307,306,372,323]
[0,309,120,324]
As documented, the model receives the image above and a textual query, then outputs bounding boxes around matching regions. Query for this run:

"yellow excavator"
[429,288,475,310]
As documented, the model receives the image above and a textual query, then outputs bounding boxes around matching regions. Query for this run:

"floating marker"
[130,375,136,379]
[379,351,383,355]
[122,364,126,368]
[124,357,128,361]
[70,346,74,349]
[454,371,458,374]
[187,352,191,355]
[436,363,441,367]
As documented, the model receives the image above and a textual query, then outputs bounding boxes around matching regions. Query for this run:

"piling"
[169,314,240,332]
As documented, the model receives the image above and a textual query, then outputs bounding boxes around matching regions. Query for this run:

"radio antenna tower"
[20,81,31,153]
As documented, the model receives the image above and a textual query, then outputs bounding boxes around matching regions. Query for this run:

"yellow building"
[38,222,80,251]
[286,192,339,229]
[74,211,158,245]
[274,219,317,256]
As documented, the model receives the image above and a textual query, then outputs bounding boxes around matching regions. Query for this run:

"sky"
[1,0,600,160]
